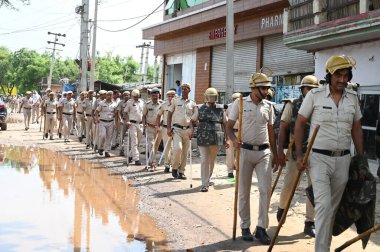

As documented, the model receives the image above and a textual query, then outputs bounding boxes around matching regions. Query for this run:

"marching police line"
[16,55,379,252]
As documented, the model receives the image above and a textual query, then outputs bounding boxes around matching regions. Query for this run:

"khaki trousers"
[23,109,31,129]
[92,122,99,147]
[62,114,73,140]
[147,127,162,165]
[129,123,143,161]
[85,116,93,145]
[226,145,235,173]
[98,121,114,152]
[120,123,127,151]
[32,105,39,122]
[279,158,314,222]
[77,114,86,137]
[44,114,56,136]
[309,152,350,252]
[112,120,120,146]
[172,127,191,173]
[161,126,172,166]
[199,145,220,187]
[239,148,271,229]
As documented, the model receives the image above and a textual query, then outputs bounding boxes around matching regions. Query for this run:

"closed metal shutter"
[263,34,314,76]
[211,40,257,93]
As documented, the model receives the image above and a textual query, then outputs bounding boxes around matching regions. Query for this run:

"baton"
[335,224,380,252]
[189,139,193,188]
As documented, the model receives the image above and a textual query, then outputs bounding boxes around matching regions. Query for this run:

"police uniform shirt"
[298,84,362,150]
[227,103,238,130]
[158,100,171,126]
[21,97,33,108]
[84,97,95,115]
[143,100,162,125]
[116,99,128,113]
[229,95,274,145]
[59,98,75,114]
[280,102,293,123]
[96,100,117,120]
[168,97,198,127]
[75,98,86,113]
[124,99,144,122]
[45,99,57,113]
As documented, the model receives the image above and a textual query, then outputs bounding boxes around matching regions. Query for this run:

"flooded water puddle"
[0,145,167,251]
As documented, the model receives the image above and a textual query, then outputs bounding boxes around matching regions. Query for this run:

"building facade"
[283,0,380,159]
[143,0,315,104]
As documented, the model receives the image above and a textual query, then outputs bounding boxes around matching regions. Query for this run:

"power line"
[97,9,162,22]
[97,0,164,33]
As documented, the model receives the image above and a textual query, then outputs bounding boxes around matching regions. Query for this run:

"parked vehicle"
[0,98,7,130]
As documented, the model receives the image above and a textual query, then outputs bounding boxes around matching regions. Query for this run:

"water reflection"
[0,145,167,252]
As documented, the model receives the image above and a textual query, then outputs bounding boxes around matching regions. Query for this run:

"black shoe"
[45,133,48,138]
[277,207,284,222]
[164,166,170,173]
[172,169,178,178]
[99,149,104,156]
[128,157,132,163]
[58,133,62,138]
[228,172,234,178]
[178,173,187,180]
[36,121,39,124]
[304,221,315,237]
[134,160,142,165]
[111,145,116,150]
[86,144,90,149]
[105,152,110,158]
[94,145,98,151]
[254,226,271,245]
[79,136,83,142]
[50,136,53,140]
[119,150,124,156]
[241,228,254,242]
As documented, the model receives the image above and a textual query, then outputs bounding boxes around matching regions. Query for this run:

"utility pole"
[47,32,65,89]
[144,44,150,83]
[76,0,90,92]
[89,0,99,91]
[226,0,234,103]
[136,42,151,83]
[153,56,158,83]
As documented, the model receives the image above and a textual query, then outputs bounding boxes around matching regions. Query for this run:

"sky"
[0,0,164,63]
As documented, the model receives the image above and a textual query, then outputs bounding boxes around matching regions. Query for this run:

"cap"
[181,83,191,89]
[166,90,176,96]
[45,88,52,92]
[150,87,160,94]
[26,91,32,95]
[107,91,113,95]
[98,90,107,95]
[123,90,130,95]
[67,91,73,94]
[88,90,94,94]
[48,92,54,96]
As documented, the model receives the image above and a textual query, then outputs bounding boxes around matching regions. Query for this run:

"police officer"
[59,91,76,143]
[93,90,107,151]
[40,88,52,112]
[42,92,58,140]
[111,90,122,150]
[197,88,227,192]
[118,91,130,156]
[124,89,144,165]
[57,92,64,138]
[95,91,118,157]
[84,90,95,149]
[295,55,364,252]
[276,75,319,237]
[18,91,33,130]
[226,92,241,178]
[156,90,176,173]
[226,73,278,244]
[32,91,41,124]
[143,87,162,171]
[167,83,198,180]
[75,91,87,142]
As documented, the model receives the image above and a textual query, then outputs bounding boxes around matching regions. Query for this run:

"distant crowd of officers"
[15,55,380,252]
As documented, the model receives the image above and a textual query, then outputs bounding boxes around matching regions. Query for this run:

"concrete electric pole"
[89,0,99,91]
[47,32,65,89]
[76,0,90,92]
[226,0,234,103]
[136,42,152,83]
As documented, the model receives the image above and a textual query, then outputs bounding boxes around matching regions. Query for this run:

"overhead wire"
[97,0,164,33]
[97,10,162,22]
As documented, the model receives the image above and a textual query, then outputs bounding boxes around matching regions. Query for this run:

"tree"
[0,47,13,95]
[0,0,30,9]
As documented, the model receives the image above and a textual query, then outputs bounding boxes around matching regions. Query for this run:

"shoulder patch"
[345,88,357,96]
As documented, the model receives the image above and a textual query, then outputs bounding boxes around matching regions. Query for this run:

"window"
[165,0,209,15]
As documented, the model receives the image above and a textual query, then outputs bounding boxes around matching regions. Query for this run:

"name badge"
[322,106,332,109]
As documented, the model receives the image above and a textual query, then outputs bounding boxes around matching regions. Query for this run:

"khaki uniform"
[143,100,163,166]
[57,97,64,135]
[44,99,57,137]
[75,98,87,137]
[229,95,274,229]
[84,97,95,146]
[226,103,238,173]
[21,97,33,129]
[158,100,173,167]
[111,98,121,147]
[59,98,75,141]
[298,85,361,252]
[279,101,314,222]
[125,99,144,162]
[92,98,103,148]
[168,97,198,173]
[117,99,129,152]
[96,100,117,152]
[32,95,41,123]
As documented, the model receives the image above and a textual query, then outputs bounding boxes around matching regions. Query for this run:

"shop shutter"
[263,34,314,76]
[211,40,257,93]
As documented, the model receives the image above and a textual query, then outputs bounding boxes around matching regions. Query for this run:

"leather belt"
[162,124,167,128]
[147,123,156,128]
[312,148,350,157]
[46,112,56,114]
[62,112,72,116]
[130,120,142,124]
[173,123,190,130]
[85,114,92,117]
[233,129,238,132]
[241,143,269,151]
[24,107,31,109]
[77,111,83,114]
[100,119,114,123]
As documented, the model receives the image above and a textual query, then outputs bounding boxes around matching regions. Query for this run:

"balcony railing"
[327,0,359,21]
[288,0,314,31]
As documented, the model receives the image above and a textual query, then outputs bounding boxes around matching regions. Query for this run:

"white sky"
[0,0,164,62]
